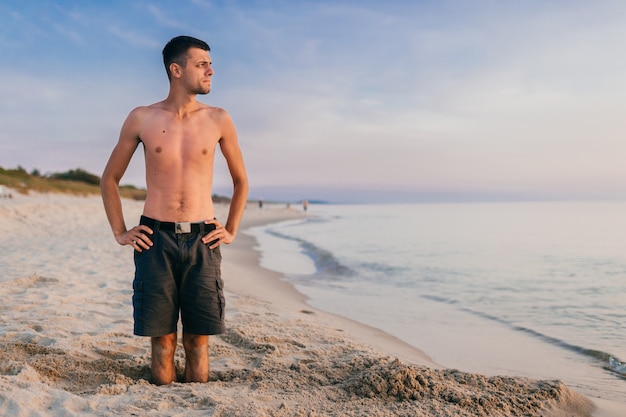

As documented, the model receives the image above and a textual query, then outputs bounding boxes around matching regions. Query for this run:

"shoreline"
[224,209,438,368]
[229,205,626,417]
[0,191,619,416]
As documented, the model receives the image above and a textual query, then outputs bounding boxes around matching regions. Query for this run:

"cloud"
[145,4,187,30]
[108,25,162,49]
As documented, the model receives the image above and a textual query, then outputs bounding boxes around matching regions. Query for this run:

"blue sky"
[1,0,626,203]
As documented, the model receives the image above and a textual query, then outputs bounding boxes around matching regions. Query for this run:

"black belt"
[140,215,216,234]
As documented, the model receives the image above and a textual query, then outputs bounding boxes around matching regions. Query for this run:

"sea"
[245,201,626,403]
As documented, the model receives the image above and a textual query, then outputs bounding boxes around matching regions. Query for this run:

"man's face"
[182,47,214,95]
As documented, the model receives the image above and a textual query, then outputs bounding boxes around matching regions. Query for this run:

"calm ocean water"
[246,202,626,403]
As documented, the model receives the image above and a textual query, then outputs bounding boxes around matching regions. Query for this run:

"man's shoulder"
[120,104,169,138]
[144,101,173,113]
[199,104,231,122]
[197,102,227,114]
[128,103,163,117]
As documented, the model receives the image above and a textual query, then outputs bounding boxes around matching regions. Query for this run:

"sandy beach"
[0,191,620,416]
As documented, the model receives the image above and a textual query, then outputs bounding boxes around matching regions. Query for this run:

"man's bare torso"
[136,102,223,222]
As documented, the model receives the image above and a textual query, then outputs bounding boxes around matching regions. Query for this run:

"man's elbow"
[100,172,121,195]
[233,175,249,195]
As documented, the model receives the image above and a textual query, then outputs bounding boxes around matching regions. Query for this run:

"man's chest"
[140,119,221,159]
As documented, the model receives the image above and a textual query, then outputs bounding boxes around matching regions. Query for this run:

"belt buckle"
[175,222,192,234]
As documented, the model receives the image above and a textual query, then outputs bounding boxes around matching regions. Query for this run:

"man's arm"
[101,107,153,251]
[203,109,248,248]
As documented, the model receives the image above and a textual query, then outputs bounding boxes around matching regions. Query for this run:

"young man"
[101,35,248,385]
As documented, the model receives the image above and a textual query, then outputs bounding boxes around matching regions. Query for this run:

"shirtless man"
[100,36,248,385]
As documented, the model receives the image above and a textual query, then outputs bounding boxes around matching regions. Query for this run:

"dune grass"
[0,167,147,200]
[0,167,234,203]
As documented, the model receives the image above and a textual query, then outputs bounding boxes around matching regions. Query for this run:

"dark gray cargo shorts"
[132,215,225,337]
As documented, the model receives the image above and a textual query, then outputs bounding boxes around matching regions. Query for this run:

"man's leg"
[182,333,209,383]
[151,333,177,385]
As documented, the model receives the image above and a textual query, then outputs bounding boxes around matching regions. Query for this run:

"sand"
[0,190,618,416]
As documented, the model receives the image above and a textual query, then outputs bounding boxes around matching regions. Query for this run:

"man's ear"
[169,62,182,79]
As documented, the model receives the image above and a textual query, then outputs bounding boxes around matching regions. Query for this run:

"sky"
[1,0,626,203]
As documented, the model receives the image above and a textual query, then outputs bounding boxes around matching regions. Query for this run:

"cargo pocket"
[132,277,143,321]
[216,278,226,321]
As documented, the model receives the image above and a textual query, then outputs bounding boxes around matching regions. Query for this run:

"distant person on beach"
[302,199,308,212]
[101,35,248,385]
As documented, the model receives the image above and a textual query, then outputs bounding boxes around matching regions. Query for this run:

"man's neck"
[162,90,202,118]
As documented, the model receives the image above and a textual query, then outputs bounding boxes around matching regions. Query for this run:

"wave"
[609,357,626,377]
[265,226,410,283]
[421,294,625,378]
[266,217,625,381]
[264,228,354,279]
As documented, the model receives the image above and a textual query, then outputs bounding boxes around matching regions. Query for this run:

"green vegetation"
[0,166,147,200]
[49,168,101,186]
[0,166,233,203]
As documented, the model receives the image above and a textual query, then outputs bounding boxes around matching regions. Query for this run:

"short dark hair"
[162,35,210,80]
